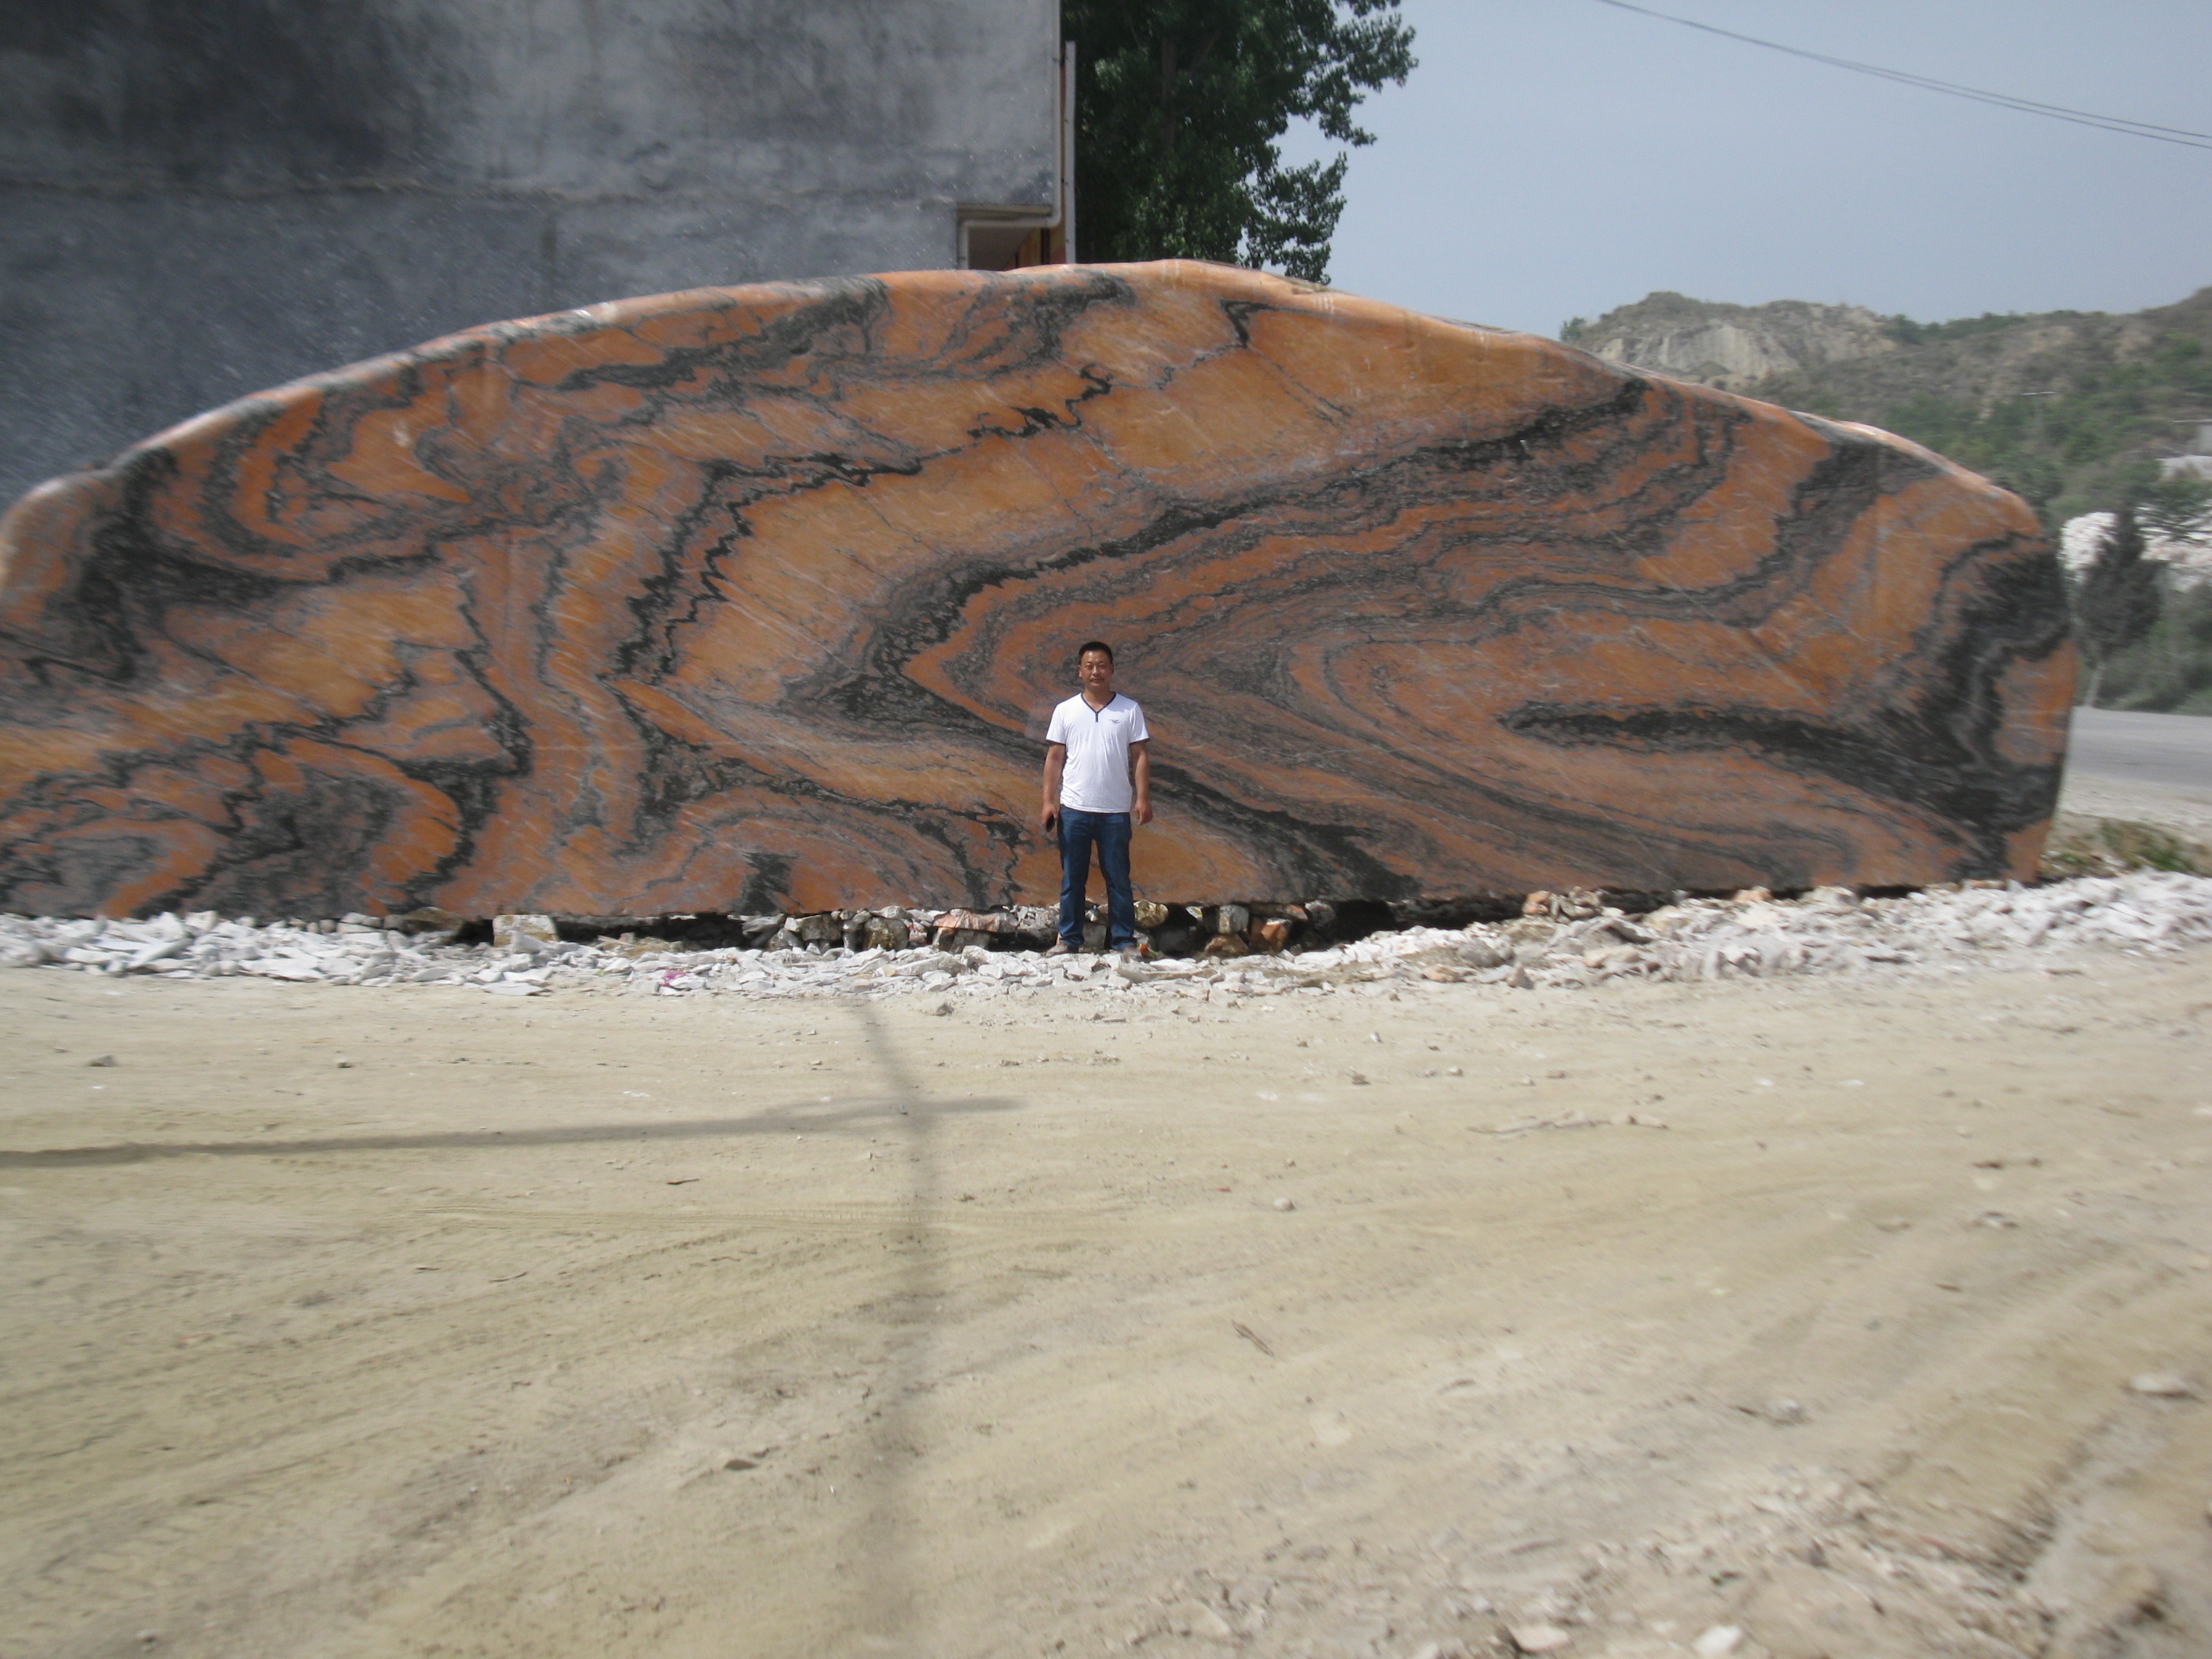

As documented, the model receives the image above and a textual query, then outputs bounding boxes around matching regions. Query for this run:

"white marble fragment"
[8,870,2212,1002]
[2127,1371,2197,1397]
[1509,1624,1572,1654]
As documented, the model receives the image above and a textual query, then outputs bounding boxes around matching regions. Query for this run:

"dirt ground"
[3,932,2210,1659]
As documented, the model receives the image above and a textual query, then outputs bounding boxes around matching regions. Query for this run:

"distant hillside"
[1562,293,1898,392]
[1567,288,2212,530]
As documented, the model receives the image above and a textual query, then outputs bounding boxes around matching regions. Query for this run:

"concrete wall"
[0,0,1060,507]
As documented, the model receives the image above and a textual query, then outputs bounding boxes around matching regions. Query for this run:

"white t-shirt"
[1046,692,1150,814]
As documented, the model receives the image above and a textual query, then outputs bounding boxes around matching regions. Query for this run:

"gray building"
[0,0,1069,509]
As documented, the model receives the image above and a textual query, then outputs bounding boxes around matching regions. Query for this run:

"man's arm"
[1130,739,1152,826]
[1039,742,1067,833]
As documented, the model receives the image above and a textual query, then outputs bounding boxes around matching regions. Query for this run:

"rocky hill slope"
[1563,292,1899,391]
[1567,287,2212,529]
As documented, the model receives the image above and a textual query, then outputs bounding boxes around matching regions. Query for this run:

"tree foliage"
[2073,507,2164,707]
[1065,0,1415,282]
[2138,471,2212,544]
[2095,579,2212,716]
[1880,310,2046,347]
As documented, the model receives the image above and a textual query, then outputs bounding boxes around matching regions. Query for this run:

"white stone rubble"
[4,873,2210,1001]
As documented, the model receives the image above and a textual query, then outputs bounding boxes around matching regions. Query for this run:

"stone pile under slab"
[5,873,2210,1002]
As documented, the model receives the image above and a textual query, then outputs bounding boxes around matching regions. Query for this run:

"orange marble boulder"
[0,262,2073,919]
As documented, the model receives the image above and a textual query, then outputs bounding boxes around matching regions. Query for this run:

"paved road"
[2060,707,2212,838]
[2066,708,2212,791]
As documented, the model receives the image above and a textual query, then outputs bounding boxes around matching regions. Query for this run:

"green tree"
[1065,0,1415,282]
[2139,471,2212,544]
[2097,581,2212,714]
[2073,507,2164,707]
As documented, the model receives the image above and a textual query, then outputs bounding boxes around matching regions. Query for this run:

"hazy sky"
[1277,0,2212,336]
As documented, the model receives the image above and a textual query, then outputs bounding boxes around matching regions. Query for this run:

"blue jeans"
[1057,809,1135,948]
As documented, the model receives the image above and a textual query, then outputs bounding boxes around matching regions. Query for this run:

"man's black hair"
[1077,639,1114,664]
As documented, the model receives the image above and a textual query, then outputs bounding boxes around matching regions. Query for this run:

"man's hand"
[1133,798,1153,827]
[1040,742,1067,835]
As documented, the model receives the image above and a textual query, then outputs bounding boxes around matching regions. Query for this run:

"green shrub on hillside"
[1881,310,2071,347]
[1795,332,2212,529]
[2094,581,2212,715]
[1757,289,2212,534]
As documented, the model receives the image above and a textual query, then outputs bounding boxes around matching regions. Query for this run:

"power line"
[1591,0,2212,151]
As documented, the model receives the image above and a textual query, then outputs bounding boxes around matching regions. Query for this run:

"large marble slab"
[0,262,2074,918]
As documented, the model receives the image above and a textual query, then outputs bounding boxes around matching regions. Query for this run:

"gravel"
[5,873,2211,1002]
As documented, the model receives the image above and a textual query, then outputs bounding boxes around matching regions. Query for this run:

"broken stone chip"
[491,913,556,953]
[1509,1625,1572,1654]
[860,916,910,952]
[2128,1372,2197,1398]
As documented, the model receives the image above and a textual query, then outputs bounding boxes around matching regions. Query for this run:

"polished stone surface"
[0,262,2075,917]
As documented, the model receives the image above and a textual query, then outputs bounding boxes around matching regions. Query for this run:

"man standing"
[1040,640,1152,956]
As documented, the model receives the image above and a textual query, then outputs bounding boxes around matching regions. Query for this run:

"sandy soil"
[4,936,2210,1659]
[2058,766,2212,848]
[2058,781,2212,851]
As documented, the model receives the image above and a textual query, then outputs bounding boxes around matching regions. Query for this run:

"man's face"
[1079,650,1115,697]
